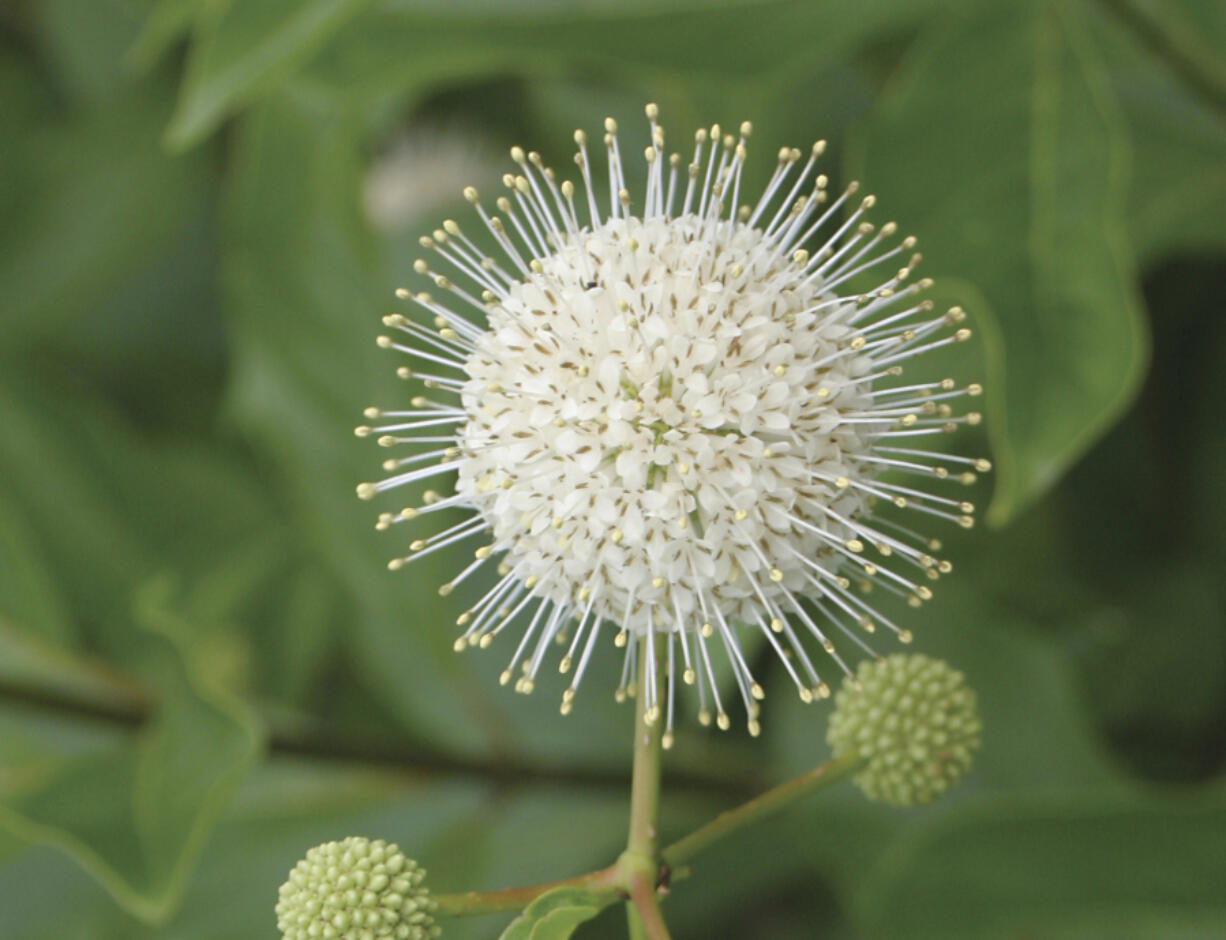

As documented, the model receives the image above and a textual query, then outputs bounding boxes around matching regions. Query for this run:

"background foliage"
[1,0,1224,936]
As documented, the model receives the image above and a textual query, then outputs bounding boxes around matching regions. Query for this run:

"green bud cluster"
[276,836,439,940]
[827,653,981,806]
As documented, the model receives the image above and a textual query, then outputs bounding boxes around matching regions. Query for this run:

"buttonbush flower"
[827,653,981,805]
[276,837,438,939]
[357,105,986,745]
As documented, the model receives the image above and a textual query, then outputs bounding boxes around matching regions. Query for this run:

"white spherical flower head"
[461,213,873,621]
[358,106,987,744]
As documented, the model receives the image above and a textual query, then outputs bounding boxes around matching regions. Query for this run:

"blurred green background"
[1,0,1224,937]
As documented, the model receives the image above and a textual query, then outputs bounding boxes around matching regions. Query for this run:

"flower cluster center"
[455,215,875,631]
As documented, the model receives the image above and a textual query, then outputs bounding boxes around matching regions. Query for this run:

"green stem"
[626,902,649,940]
[433,865,621,917]
[619,636,670,940]
[662,751,863,869]
[626,639,663,859]
[626,868,670,940]
[432,741,860,923]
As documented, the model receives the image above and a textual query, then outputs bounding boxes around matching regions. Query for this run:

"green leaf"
[767,511,1130,908]
[0,594,260,924]
[127,0,210,73]
[859,790,1226,938]
[29,0,147,105]
[166,0,372,149]
[0,358,287,671]
[305,0,955,111]
[1109,0,1226,104]
[1076,561,1226,781]
[0,494,75,646]
[0,761,489,939]
[500,886,609,940]
[0,47,57,134]
[771,522,1124,788]
[0,369,152,625]
[220,90,501,753]
[166,0,972,149]
[854,2,1149,523]
[0,621,146,724]
[0,81,213,343]
[1091,1,1226,265]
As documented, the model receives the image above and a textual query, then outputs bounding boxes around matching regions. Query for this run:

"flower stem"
[661,751,863,869]
[432,865,621,917]
[619,636,670,940]
[626,639,663,860]
[434,665,861,929]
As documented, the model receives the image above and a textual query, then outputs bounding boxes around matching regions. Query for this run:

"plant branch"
[626,868,670,940]
[428,752,862,925]
[662,751,863,869]
[0,678,758,798]
[432,864,621,917]
[626,902,649,940]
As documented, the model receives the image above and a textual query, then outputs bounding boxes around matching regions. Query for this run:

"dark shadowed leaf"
[859,789,1226,938]
[29,0,147,105]
[1091,1,1226,265]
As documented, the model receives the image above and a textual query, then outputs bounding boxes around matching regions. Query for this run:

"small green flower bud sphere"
[276,836,439,940]
[827,653,981,806]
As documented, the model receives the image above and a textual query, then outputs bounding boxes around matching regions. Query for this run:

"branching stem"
[662,751,863,869]
[432,865,621,916]
[428,647,865,935]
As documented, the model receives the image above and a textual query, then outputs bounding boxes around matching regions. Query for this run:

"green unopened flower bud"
[276,836,439,939]
[827,653,981,806]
